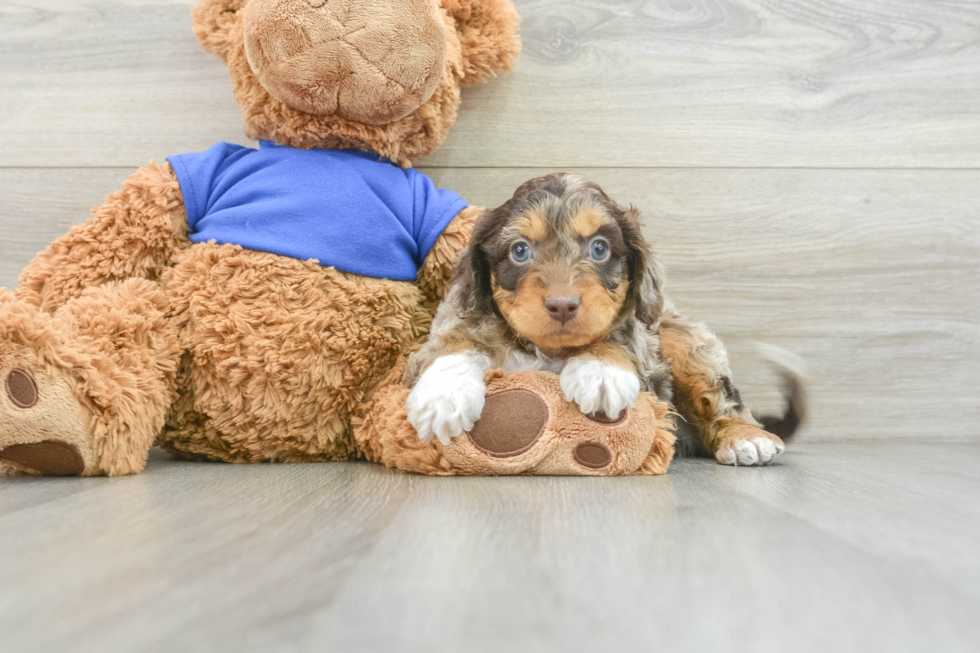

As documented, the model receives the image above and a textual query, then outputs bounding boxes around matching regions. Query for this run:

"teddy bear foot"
[0,352,95,476]
[467,388,623,470]
[1,279,179,477]
[355,366,676,476]
[442,371,675,476]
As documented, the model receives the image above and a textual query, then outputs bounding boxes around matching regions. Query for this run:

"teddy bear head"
[192,0,520,165]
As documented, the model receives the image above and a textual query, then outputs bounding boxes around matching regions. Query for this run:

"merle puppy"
[405,173,804,465]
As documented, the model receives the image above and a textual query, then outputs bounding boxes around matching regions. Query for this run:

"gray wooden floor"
[0,442,978,653]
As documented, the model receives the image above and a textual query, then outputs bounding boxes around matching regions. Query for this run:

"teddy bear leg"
[476,372,675,477]
[660,316,785,466]
[353,363,460,475]
[0,279,181,476]
[15,162,188,313]
[359,368,672,477]
[159,244,432,465]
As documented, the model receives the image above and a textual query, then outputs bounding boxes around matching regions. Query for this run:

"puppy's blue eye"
[590,238,610,261]
[511,241,531,263]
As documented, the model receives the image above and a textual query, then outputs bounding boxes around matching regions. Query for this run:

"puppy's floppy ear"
[619,205,665,326]
[449,208,498,317]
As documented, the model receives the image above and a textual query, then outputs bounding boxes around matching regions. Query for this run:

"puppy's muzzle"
[545,295,580,324]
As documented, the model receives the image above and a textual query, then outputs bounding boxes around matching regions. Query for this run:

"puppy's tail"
[751,342,808,441]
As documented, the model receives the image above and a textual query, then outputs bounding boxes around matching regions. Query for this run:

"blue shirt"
[167,142,468,280]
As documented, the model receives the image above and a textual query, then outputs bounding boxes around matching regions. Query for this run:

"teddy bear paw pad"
[6,368,39,408]
[586,409,627,425]
[0,441,84,476]
[573,442,612,469]
[467,389,549,457]
[0,363,92,476]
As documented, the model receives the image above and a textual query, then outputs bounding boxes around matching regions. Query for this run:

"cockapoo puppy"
[405,173,804,465]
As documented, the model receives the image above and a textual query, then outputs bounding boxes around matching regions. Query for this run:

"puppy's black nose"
[545,295,580,323]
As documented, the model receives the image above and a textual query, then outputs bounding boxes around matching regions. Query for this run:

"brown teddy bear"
[0,0,676,477]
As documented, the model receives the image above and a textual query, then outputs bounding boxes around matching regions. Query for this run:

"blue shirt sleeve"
[167,143,253,230]
[409,169,470,265]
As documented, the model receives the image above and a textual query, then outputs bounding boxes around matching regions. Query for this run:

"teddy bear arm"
[16,163,189,312]
[417,204,483,304]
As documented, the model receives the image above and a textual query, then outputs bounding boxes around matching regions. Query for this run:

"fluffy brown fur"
[160,244,433,464]
[417,205,484,306]
[408,173,804,465]
[17,162,189,312]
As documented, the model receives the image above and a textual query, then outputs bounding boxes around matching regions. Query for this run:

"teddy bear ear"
[443,0,521,85]
[191,0,247,61]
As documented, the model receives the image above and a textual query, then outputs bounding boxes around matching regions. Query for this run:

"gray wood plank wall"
[1,0,978,441]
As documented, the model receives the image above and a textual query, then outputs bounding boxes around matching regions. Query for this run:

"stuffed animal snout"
[243,0,449,124]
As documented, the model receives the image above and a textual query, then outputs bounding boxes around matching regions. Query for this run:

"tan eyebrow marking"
[569,207,607,240]
[512,208,549,242]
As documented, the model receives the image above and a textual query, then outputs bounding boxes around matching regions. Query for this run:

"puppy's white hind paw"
[560,358,640,418]
[715,435,785,466]
[406,352,491,445]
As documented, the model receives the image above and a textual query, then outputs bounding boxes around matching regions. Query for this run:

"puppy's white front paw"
[715,435,785,466]
[560,358,640,418]
[406,352,491,445]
